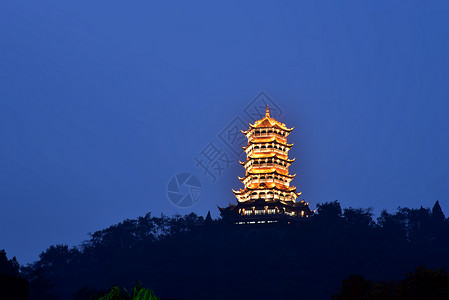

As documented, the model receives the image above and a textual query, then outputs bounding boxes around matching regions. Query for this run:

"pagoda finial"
[265,105,270,118]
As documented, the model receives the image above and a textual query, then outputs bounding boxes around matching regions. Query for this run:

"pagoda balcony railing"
[249,132,287,140]
[241,209,278,216]
[242,193,293,201]
[249,148,288,156]
[246,162,289,170]
[239,196,294,203]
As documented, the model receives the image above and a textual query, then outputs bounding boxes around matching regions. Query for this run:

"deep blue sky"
[1,1,449,264]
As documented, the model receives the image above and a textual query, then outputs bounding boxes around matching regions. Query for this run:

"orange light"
[231,108,310,215]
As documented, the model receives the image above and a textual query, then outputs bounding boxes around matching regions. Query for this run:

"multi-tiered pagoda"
[219,105,314,224]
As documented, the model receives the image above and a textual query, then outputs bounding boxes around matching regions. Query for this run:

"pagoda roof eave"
[246,152,295,163]
[248,117,294,132]
[232,188,244,195]
[249,123,294,132]
[234,186,299,194]
[245,169,296,178]
[247,167,291,176]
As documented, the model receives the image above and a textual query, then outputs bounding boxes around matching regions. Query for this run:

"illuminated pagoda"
[219,105,314,224]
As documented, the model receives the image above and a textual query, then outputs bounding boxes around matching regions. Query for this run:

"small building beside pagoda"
[219,106,314,224]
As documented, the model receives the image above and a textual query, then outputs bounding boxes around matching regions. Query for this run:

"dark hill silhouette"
[16,201,449,300]
[333,266,449,299]
[0,249,28,300]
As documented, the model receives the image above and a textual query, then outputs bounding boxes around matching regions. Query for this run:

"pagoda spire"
[266,105,270,118]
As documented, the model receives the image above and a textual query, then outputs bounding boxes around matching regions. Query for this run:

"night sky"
[1,1,449,264]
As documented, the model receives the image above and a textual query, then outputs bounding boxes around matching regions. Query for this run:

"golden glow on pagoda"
[247,106,294,132]
[233,105,302,204]
[218,103,313,223]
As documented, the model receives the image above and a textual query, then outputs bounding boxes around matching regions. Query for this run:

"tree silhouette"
[0,250,28,300]
[0,249,19,277]
[18,203,449,300]
[334,267,449,299]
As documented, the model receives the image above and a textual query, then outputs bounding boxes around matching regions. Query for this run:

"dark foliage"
[333,266,449,299]
[20,202,449,300]
[0,250,28,300]
[0,249,20,277]
[95,282,159,300]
